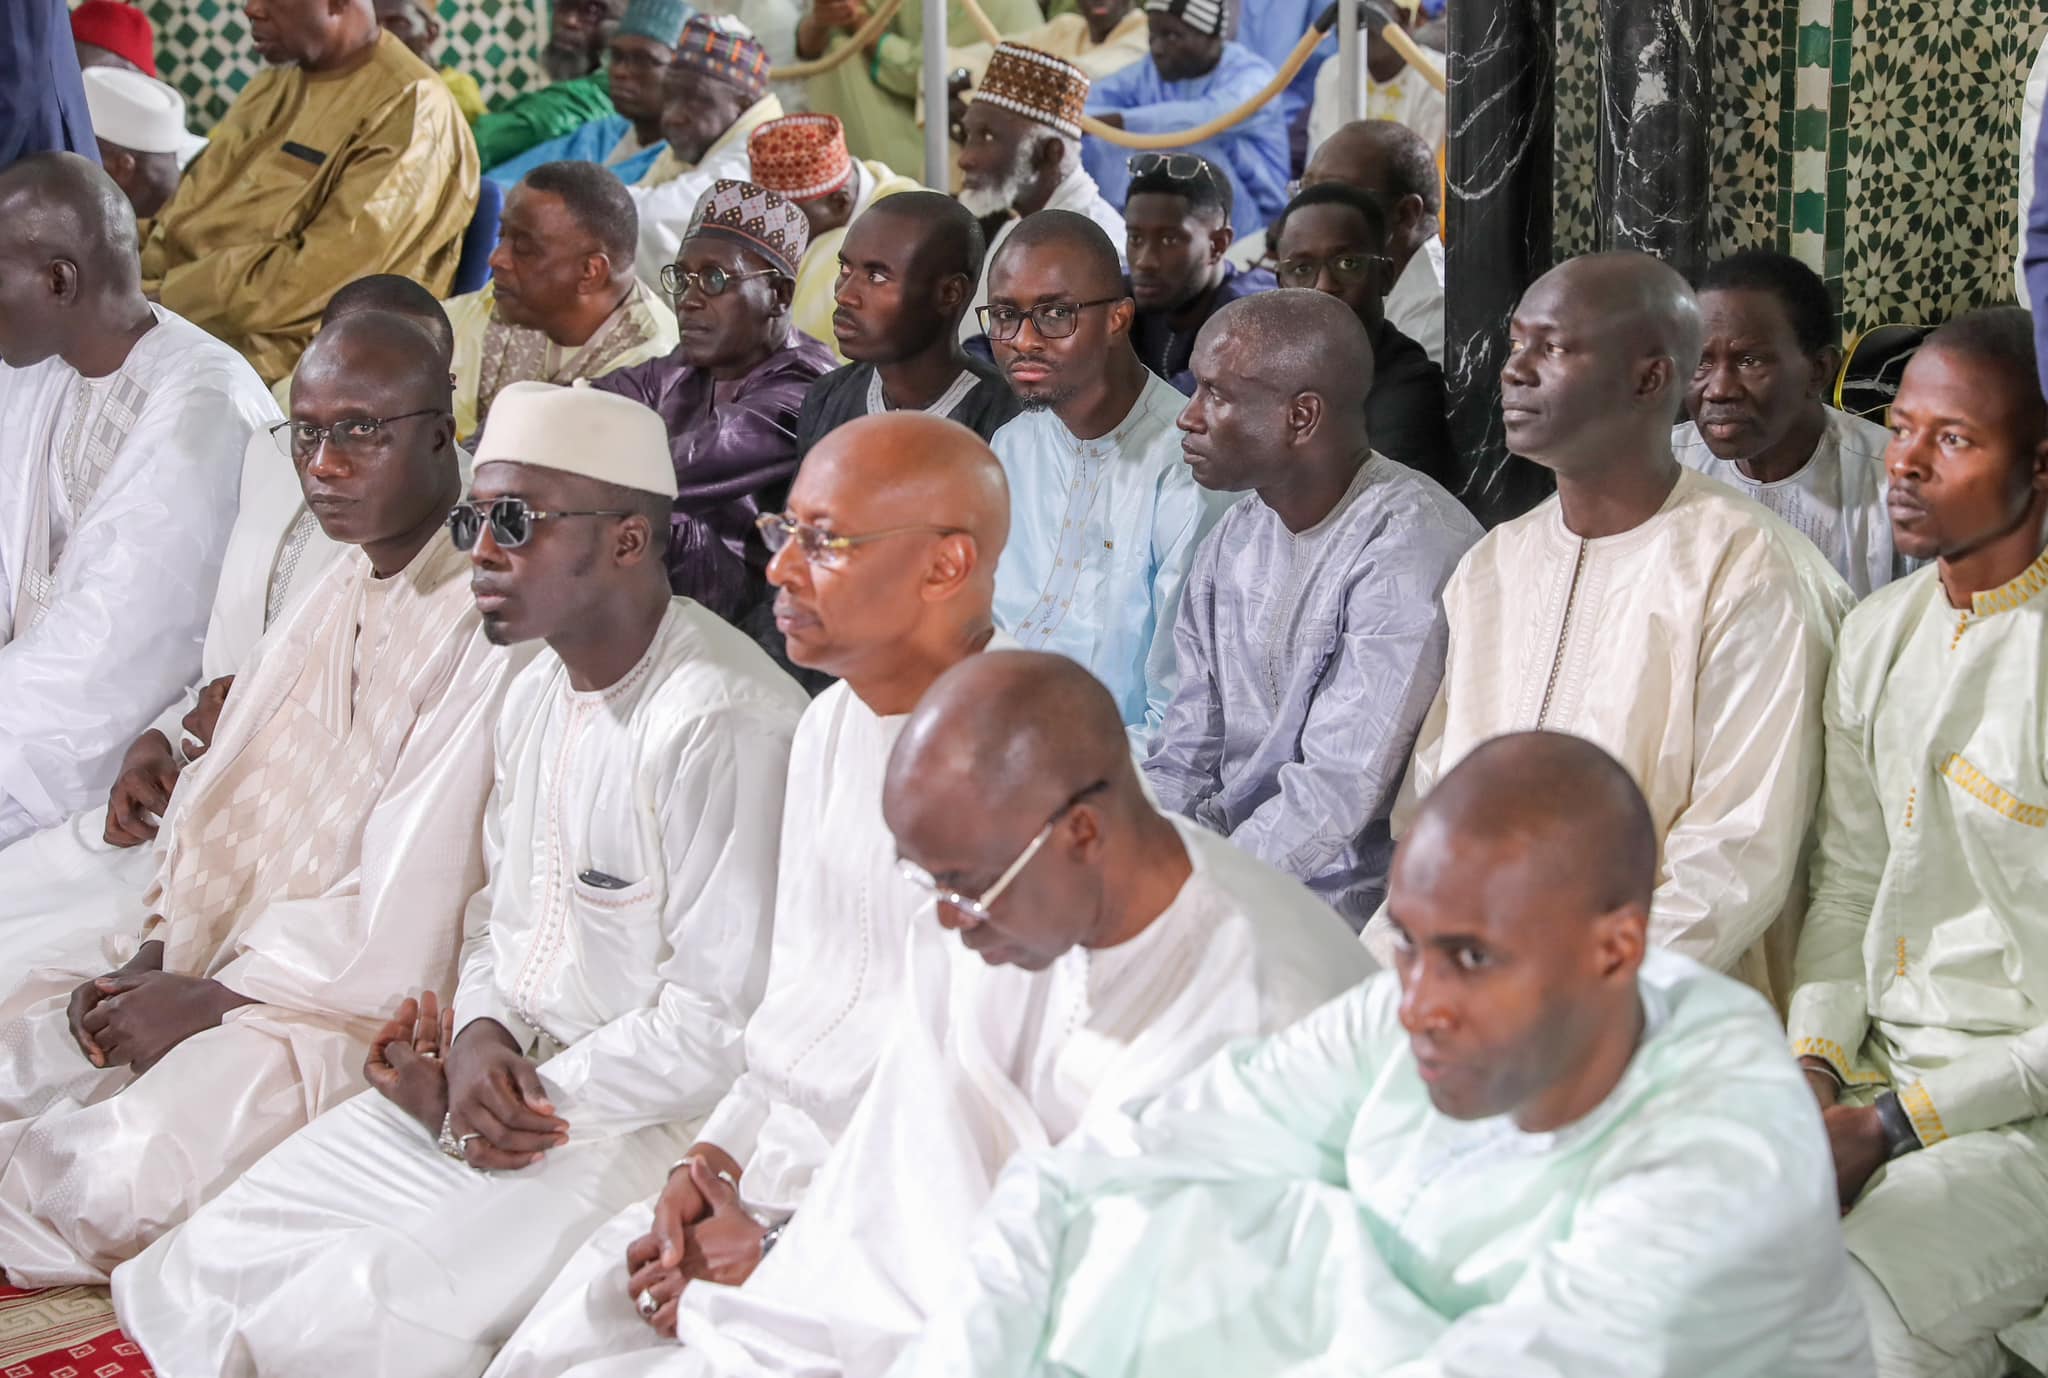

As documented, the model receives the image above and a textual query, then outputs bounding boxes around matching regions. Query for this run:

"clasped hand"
[1801,1058,1887,1213]
[66,939,252,1073]
[622,1152,766,1336]
[366,999,570,1171]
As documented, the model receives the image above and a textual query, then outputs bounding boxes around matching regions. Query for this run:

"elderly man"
[1789,311,2048,1378]
[1124,153,1273,394]
[798,193,1019,453]
[985,210,1218,738]
[644,649,1371,1378]
[594,179,837,638]
[1269,181,1452,488]
[445,161,678,439]
[0,154,271,856]
[1298,119,1445,366]
[1084,0,1290,238]
[2,0,97,168]
[1148,291,1476,928]
[959,44,1128,342]
[485,0,694,186]
[895,734,1876,1378]
[138,0,476,386]
[481,412,1011,1378]
[80,68,205,221]
[626,16,785,290]
[0,313,521,1286]
[1364,253,1853,1010]
[1676,250,1908,596]
[471,0,628,169]
[116,383,808,1378]
[747,113,917,360]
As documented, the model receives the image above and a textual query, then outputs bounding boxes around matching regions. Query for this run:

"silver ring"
[420,1049,440,1060]
[458,1132,482,1148]
[636,1288,659,1319]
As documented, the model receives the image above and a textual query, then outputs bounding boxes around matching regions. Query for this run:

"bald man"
[1297,119,1447,366]
[484,411,1013,1378]
[0,153,272,856]
[618,649,1371,1378]
[984,209,1224,739]
[1147,291,1478,929]
[0,312,523,1287]
[1365,253,1854,1010]
[898,731,1875,1378]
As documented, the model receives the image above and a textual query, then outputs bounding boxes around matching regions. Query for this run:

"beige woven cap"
[473,381,679,499]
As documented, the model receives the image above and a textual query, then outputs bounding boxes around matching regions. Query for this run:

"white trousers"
[485,1193,689,1378]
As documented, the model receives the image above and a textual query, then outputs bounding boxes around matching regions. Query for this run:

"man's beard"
[959,139,1039,219]
[542,39,591,82]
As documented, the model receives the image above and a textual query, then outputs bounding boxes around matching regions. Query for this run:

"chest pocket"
[1939,753,2047,830]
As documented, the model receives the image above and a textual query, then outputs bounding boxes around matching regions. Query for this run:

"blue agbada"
[1083,44,1290,236]
[485,114,667,188]
[2,0,100,171]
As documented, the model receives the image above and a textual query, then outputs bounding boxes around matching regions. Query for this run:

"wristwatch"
[1874,1090,1923,1160]
[757,1215,788,1257]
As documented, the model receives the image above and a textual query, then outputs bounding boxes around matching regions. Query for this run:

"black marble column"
[1444,0,1557,524]
[1596,0,1712,281]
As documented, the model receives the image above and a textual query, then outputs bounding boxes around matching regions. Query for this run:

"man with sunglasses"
[649,649,1369,1378]
[1123,152,1274,394]
[983,209,1222,740]
[594,179,836,653]
[0,310,523,1288]
[484,411,1012,1378]
[118,382,810,1378]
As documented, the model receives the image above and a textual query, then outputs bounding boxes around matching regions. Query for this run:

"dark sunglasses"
[447,497,633,550]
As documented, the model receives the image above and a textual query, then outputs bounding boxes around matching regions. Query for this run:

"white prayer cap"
[82,67,203,159]
[474,381,679,500]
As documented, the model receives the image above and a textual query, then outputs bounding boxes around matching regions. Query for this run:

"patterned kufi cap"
[673,15,770,101]
[1144,0,1227,38]
[972,43,1090,141]
[616,0,694,46]
[684,178,810,276]
[748,114,855,202]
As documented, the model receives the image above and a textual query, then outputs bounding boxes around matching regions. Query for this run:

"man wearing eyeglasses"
[0,310,523,1289]
[484,411,1013,1378]
[117,382,809,1378]
[642,648,1369,1378]
[593,178,836,653]
[1123,152,1275,395]
[982,209,1222,741]
[1299,119,1446,368]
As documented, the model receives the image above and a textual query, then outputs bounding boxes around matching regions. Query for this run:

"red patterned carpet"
[0,1285,150,1376]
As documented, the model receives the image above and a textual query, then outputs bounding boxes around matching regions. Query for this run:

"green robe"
[473,71,614,171]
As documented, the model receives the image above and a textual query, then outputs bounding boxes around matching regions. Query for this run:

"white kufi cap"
[473,381,679,499]
[82,67,200,157]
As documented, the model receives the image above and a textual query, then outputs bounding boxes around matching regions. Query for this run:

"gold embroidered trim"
[1949,613,1973,651]
[1792,1037,1888,1087]
[1903,786,1916,829]
[1894,936,1908,977]
[1969,545,2048,616]
[1940,754,2048,828]
[1900,1080,1950,1147]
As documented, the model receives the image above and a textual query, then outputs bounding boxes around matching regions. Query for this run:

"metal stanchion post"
[1337,0,1360,126]
[923,0,949,188]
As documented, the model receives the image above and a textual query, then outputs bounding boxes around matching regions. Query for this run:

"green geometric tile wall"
[139,0,550,130]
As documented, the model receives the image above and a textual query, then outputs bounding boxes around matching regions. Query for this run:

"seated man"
[481,412,1012,1378]
[1307,0,1446,159]
[747,112,917,360]
[0,154,272,854]
[116,382,809,1378]
[1365,253,1854,1009]
[592,178,837,639]
[1124,153,1273,394]
[138,0,478,385]
[945,0,1148,95]
[1084,0,1290,239]
[1148,291,1477,928]
[797,192,1019,454]
[374,0,487,123]
[447,160,678,439]
[1789,310,2048,1378]
[1269,181,1453,487]
[627,16,784,291]
[1297,119,1445,367]
[80,68,203,221]
[470,0,625,170]
[1676,250,1909,596]
[896,733,1876,1378]
[651,649,1373,1377]
[984,210,1219,738]
[959,44,1128,342]
[484,0,693,187]
[0,312,521,1286]
[0,275,455,985]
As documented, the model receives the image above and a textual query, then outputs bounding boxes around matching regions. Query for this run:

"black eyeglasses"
[659,262,782,301]
[976,297,1122,342]
[1274,252,1392,290]
[1127,152,1223,191]
[270,410,444,459]
[448,497,634,550]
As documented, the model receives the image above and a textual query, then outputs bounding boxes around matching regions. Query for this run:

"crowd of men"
[0,0,2044,1376]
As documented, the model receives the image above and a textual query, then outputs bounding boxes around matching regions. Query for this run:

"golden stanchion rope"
[764,0,909,80]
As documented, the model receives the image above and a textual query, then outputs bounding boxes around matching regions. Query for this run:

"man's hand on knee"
[445,1017,567,1171]
[365,991,454,1134]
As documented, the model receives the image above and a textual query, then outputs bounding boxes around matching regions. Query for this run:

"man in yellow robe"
[138,0,478,385]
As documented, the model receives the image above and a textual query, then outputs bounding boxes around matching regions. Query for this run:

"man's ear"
[1207,221,1234,266]
[1810,344,1843,401]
